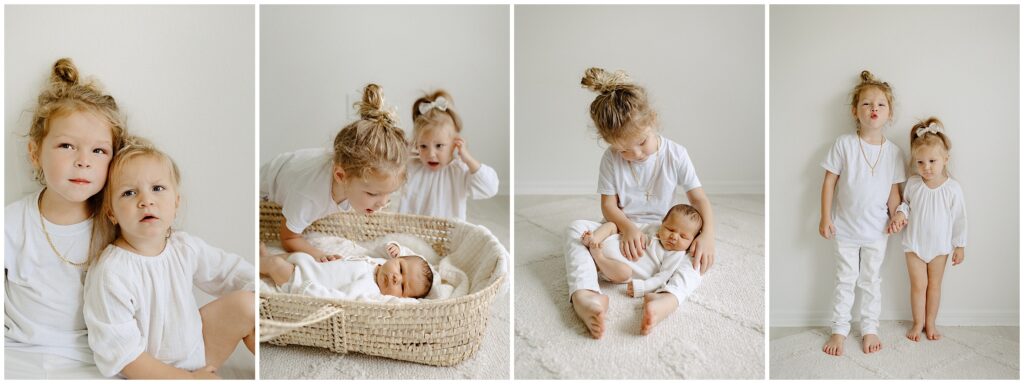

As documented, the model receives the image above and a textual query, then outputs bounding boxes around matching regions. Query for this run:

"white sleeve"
[596,150,616,196]
[465,163,499,200]
[185,234,255,295]
[951,184,968,248]
[281,192,316,234]
[83,265,145,377]
[820,136,844,175]
[674,146,702,192]
[896,179,911,215]
[891,145,907,184]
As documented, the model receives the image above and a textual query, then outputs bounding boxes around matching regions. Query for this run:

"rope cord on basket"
[259,305,344,342]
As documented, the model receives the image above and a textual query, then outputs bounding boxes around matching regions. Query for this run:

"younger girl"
[5,58,126,378]
[83,138,255,379]
[260,84,408,261]
[820,70,906,356]
[565,68,716,339]
[891,118,967,342]
[397,90,499,220]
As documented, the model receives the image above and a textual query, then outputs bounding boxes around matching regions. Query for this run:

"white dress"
[4,189,94,363]
[898,175,968,262]
[82,232,254,377]
[397,158,499,220]
[260,148,351,233]
[596,136,702,224]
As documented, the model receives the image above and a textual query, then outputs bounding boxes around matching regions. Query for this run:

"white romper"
[898,175,967,263]
[397,157,499,220]
[83,232,254,377]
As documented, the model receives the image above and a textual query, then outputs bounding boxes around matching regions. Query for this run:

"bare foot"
[925,323,942,340]
[823,334,845,356]
[906,323,924,342]
[571,290,609,339]
[640,293,678,335]
[862,334,882,354]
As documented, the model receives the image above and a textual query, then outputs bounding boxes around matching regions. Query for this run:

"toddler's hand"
[886,212,907,234]
[191,366,220,380]
[626,281,634,297]
[315,253,341,262]
[620,225,647,261]
[819,217,836,240]
[688,232,715,275]
[453,137,469,158]
[386,243,401,258]
[952,247,965,266]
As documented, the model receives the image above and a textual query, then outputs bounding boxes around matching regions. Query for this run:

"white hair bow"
[915,122,943,137]
[417,96,448,115]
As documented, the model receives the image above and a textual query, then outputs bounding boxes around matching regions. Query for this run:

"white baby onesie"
[260,148,351,234]
[397,157,499,220]
[83,232,254,377]
[627,224,702,301]
[898,175,967,263]
[596,136,702,224]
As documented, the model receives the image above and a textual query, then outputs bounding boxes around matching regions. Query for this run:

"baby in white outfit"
[260,240,434,300]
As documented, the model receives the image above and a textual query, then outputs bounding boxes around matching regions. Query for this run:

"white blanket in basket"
[260,234,469,303]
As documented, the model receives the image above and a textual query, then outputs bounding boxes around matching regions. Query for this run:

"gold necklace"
[857,135,885,176]
[627,137,662,201]
[38,192,88,268]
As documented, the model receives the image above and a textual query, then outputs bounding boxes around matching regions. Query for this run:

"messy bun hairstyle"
[332,83,409,181]
[581,67,657,145]
[411,89,462,143]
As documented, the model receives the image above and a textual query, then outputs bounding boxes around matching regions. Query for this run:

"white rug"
[258,197,510,379]
[770,322,1019,379]
[514,194,765,379]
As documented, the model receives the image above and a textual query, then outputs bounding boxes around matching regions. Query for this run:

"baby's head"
[28,58,127,210]
[412,90,462,171]
[374,255,434,298]
[95,137,181,263]
[581,67,659,162]
[849,70,895,132]
[332,84,409,214]
[909,117,952,182]
[657,204,703,252]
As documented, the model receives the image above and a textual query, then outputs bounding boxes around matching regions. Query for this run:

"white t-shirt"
[821,133,906,244]
[260,148,351,234]
[82,232,255,377]
[597,136,702,224]
[397,158,499,220]
[628,223,697,297]
[899,175,968,260]
[4,189,94,363]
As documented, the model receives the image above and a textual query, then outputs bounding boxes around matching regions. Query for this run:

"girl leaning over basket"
[259,83,409,261]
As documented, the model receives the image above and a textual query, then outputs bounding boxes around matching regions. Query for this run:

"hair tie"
[915,122,944,137]
[417,96,448,115]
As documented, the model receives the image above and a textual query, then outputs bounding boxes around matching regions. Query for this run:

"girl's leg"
[825,241,858,356]
[857,238,886,354]
[905,253,928,341]
[566,220,608,339]
[641,292,678,335]
[200,290,256,369]
[925,255,949,340]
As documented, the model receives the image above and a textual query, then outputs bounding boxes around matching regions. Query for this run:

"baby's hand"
[626,281,634,297]
[315,253,341,263]
[952,247,965,266]
[886,212,907,234]
[386,243,401,258]
[819,217,836,240]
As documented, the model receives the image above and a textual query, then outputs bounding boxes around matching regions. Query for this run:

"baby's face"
[374,256,431,298]
[657,211,701,252]
[415,124,457,171]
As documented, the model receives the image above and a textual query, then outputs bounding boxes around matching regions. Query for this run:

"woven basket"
[258,201,507,366]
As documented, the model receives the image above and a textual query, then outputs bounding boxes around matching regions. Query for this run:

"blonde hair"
[91,136,181,266]
[909,116,952,160]
[411,89,462,142]
[29,58,127,200]
[332,84,409,182]
[581,67,658,145]
[850,70,895,128]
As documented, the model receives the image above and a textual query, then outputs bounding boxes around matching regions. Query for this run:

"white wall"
[260,5,510,195]
[5,6,255,269]
[770,5,1019,326]
[515,5,764,195]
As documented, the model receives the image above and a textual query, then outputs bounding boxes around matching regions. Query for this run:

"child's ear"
[333,164,346,183]
[27,141,40,168]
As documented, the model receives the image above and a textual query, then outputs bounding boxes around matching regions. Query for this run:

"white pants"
[830,238,887,336]
[564,220,700,304]
[4,349,111,379]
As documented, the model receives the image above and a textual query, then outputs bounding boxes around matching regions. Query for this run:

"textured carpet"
[514,194,765,379]
[770,322,1019,379]
[258,197,510,379]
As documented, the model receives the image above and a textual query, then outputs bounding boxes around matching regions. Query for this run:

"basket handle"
[259,304,343,341]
